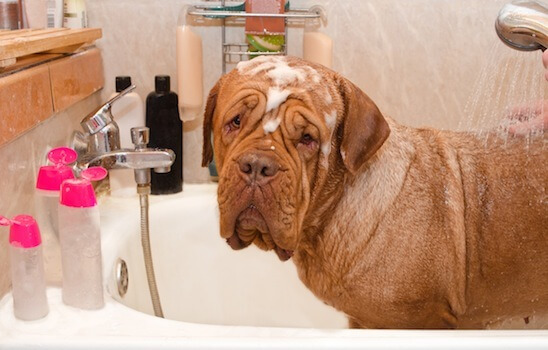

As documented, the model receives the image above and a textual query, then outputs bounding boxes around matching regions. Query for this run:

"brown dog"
[202,56,547,329]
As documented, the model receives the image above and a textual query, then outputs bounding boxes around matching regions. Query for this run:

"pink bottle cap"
[36,147,77,191]
[0,215,42,248]
[60,167,108,208]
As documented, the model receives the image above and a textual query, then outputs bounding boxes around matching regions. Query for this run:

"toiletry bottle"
[176,18,204,121]
[46,0,63,28]
[0,0,21,29]
[303,17,333,68]
[109,76,145,197]
[146,75,183,194]
[35,147,77,239]
[0,215,49,321]
[25,0,62,28]
[58,166,107,310]
[63,0,87,28]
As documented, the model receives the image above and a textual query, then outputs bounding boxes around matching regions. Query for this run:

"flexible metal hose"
[138,185,164,318]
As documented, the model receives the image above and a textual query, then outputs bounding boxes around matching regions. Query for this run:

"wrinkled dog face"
[202,56,390,261]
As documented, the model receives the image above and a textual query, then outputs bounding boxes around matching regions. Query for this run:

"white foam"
[236,55,276,73]
[263,118,281,134]
[239,56,320,90]
[324,91,333,105]
[266,87,291,113]
[324,110,337,129]
[267,63,306,86]
[303,66,321,84]
[321,142,331,156]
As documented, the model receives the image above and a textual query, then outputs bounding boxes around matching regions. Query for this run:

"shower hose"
[138,184,164,318]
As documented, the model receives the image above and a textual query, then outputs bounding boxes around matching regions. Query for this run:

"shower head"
[495,0,548,51]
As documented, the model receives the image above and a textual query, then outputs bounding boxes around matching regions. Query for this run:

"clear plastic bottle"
[0,214,49,321]
[35,147,77,286]
[58,166,107,310]
[35,147,77,240]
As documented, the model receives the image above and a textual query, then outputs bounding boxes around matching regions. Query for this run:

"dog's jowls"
[202,56,547,329]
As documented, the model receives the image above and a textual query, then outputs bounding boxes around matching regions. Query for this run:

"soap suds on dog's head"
[267,64,306,86]
[238,56,320,89]
[324,110,337,130]
[266,87,291,113]
[263,117,281,134]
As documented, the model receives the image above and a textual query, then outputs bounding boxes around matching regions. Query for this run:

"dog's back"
[300,125,547,329]
[443,131,547,327]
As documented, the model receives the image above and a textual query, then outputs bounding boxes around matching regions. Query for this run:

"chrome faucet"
[496,0,548,51]
[72,85,176,184]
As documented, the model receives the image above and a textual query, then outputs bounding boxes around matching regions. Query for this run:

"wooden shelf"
[0,28,102,69]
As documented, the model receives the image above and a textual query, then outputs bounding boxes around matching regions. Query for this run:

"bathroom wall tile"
[0,65,53,147]
[49,48,105,112]
[0,93,103,298]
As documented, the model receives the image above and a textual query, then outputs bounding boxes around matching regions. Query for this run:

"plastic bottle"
[0,215,49,321]
[0,0,21,30]
[146,75,183,194]
[35,147,77,240]
[63,0,86,28]
[302,18,333,69]
[46,0,63,28]
[176,7,203,122]
[109,76,145,197]
[58,166,107,310]
[25,0,63,28]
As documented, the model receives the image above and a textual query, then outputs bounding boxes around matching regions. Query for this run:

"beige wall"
[87,0,546,183]
[1,0,546,297]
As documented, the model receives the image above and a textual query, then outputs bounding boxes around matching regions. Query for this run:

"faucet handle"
[131,127,150,149]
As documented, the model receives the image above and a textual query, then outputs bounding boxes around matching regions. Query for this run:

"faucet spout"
[77,148,176,173]
[72,89,179,192]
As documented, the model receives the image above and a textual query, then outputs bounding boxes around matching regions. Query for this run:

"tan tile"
[49,48,104,112]
[0,65,54,147]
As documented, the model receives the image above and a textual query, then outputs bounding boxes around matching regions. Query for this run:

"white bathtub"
[1,183,547,349]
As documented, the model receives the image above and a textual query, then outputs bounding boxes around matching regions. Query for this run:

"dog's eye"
[230,115,241,129]
[300,134,314,145]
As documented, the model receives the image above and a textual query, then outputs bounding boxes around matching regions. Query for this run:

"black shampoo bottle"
[146,75,183,194]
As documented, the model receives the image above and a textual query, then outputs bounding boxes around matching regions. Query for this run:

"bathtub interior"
[100,184,348,329]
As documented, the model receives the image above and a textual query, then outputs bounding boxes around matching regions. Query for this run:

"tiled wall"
[87,0,546,183]
[1,0,546,297]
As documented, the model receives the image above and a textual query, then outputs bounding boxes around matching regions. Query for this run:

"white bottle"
[35,147,77,239]
[35,147,77,285]
[176,23,204,122]
[25,0,63,28]
[302,19,333,69]
[58,166,107,310]
[0,214,49,321]
[63,0,87,28]
[108,76,145,197]
[47,0,63,28]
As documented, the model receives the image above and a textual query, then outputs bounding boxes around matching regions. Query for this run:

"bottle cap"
[155,75,170,93]
[0,215,42,248]
[116,76,132,93]
[36,147,77,191]
[60,167,108,208]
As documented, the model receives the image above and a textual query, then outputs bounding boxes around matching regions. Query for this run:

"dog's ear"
[337,76,390,175]
[202,80,221,167]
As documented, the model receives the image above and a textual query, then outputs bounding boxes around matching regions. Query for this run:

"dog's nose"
[238,152,280,184]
